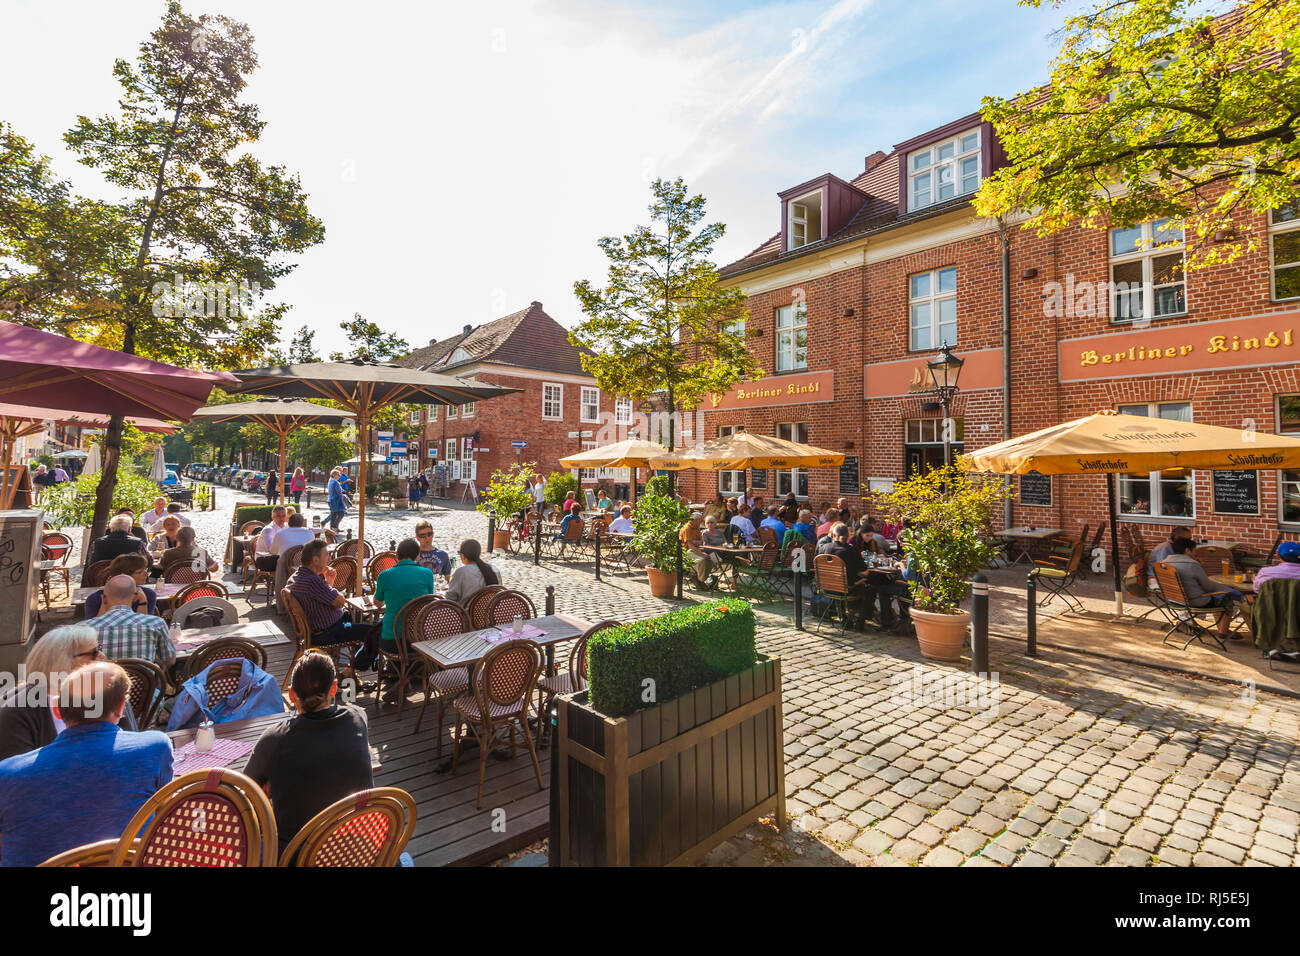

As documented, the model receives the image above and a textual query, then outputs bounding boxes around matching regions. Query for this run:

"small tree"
[543,471,579,507]
[477,462,536,522]
[42,471,160,531]
[632,484,692,575]
[868,466,1011,614]
[571,178,760,453]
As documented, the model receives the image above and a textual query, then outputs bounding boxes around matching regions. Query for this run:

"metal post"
[1026,570,1038,657]
[594,529,601,581]
[971,572,989,675]
[675,537,683,599]
[545,585,555,616]
[534,511,543,566]
[487,516,496,553]
[794,567,804,630]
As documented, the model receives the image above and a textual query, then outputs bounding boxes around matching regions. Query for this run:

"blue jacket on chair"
[166,658,286,731]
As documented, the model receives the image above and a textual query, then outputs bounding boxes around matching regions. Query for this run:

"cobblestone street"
[52,485,1300,866]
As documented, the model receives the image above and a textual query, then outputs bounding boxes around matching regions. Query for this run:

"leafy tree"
[0,2,324,539]
[329,311,409,362]
[286,324,319,363]
[543,471,579,507]
[570,177,759,451]
[287,424,351,476]
[477,461,537,522]
[976,0,1300,269]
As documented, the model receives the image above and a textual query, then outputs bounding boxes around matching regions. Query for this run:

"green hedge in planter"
[587,599,757,718]
[232,504,278,528]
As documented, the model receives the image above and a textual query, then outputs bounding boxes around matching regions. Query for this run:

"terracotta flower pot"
[646,567,677,598]
[910,607,970,662]
[492,529,511,550]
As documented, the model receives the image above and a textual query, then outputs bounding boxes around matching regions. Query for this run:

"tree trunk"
[89,414,124,543]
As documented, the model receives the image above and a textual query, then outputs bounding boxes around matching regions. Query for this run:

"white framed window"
[909,129,980,211]
[1277,395,1300,524]
[445,438,457,463]
[775,423,808,498]
[718,425,745,496]
[1117,402,1194,520]
[1270,207,1300,302]
[461,401,475,418]
[775,302,807,372]
[446,403,458,420]
[408,410,420,425]
[425,404,438,421]
[542,383,563,420]
[1110,219,1186,322]
[909,267,957,351]
[787,190,822,251]
[579,440,599,481]
[615,397,633,426]
[462,437,474,461]
[580,386,600,423]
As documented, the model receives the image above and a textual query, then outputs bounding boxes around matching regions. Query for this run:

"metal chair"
[733,542,785,601]
[109,768,278,866]
[451,639,545,809]
[375,594,439,717]
[279,788,417,867]
[411,600,473,752]
[117,657,167,728]
[1151,560,1231,651]
[486,589,536,626]
[181,636,268,683]
[1239,533,1284,571]
[465,585,506,630]
[1033,541,1086,612]
[812,553,854,633]
[1194,545,1236,577]
[41,532,74,602]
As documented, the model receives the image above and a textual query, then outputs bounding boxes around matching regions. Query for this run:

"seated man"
[608,506,634,534]
[244,652,372,855]
[87,514,146,566]
[414,520,452,579]
[286,539,372,664]
[272,512,317,559]
[786,509,817,547]
[729,504,759,545]
[1149,526,1193,564]
[373,538,435,657]
[139,496,171,533]
[688,515,727,586]
[115,508,149,545]
[253,505,290,574]
[89,575,176,670]
[165,502,191,527]
[1254,540,1300,587]
[759,505,786,540]
[554,503,583,541]
[821,523,874,629]
[160,525,219,577]
[1158,537,1243,641]
[0,661,173,867]
[873,552,920,631]
[85,553,156,618]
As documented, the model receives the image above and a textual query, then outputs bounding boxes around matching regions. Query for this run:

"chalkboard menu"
[839,456,860,496]
[1019,471,1052,507]
[750,469,767,490]
[1212,470,1259,515]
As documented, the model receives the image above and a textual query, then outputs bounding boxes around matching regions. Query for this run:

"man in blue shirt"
[0,662,173,867]
[554,503,582,541]
[759,505,787,540]
[327,467,348,531]
[373,538,435,656]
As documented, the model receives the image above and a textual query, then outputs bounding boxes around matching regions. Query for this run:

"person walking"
[265,467,279,504]
[290,467,306,506]
[326,468,348,531]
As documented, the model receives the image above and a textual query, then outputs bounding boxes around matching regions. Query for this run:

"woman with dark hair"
[244,651,373,853]
[444,538,500,606]
[778,493,799,524]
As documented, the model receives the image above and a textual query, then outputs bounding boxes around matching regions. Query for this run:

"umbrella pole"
[278,431,288,509]
[355,400,368,595]
[0,431,11,508]
[1107,473,1123,616]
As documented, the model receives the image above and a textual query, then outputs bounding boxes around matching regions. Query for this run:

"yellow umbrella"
[559,439,666,505]
[962,411,1300,612]
[647,431,845,471]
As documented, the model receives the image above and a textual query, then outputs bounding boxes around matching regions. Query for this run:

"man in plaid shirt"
[89,575,176,670]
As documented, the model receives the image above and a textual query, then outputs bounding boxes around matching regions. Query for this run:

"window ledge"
[1107,312,1188,327]
[1116,514,1196,526]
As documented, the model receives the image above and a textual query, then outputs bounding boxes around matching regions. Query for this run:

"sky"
[2,0,1067,359]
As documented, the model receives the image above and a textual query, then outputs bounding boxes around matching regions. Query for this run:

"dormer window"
[446,346,471,365]
[909,129,980,211]
[787,190,823,251]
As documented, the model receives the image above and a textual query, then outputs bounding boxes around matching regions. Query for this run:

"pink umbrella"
[0,321,236,420]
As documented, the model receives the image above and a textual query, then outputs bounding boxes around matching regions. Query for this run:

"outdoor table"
[1200,539,1245,552]
[172,619,292,658]
[698,543,764,590]
[1210,573,1256,594]
[996,526,1062,566]
[169,710,382,773]
[72,579,246,617]
[1210,574,1257,638]
[410,613,593,674]
[346,594,384,621]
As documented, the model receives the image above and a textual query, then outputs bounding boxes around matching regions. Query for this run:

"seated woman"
[595,488,613,512]
[444,538,500,606]
[244,652,373,855]
[84,553,156,618]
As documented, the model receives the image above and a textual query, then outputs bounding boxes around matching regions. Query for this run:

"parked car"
[204,465,218,482]
[244,472,267,493]
[218,465,233,485]
[187,462,210,480]
[160,469,181,488]
[229,468,249,488]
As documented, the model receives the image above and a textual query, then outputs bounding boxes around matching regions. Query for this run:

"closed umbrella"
[149,446,167,482]
[83,443,102,478]
[962,410,1300,612]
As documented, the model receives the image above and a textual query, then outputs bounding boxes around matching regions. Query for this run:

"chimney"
[463,324,472,335]
[531,300,541,307]
[428,338,437,346]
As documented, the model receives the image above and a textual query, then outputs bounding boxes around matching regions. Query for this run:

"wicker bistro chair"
[535,620,617,746]
[279,787,417,867]
[465,585,507,630]
[280,589,365,692]
[283,544,306,574]
[163,562,209,585]
[117,657,167,728]
[83,559,113,589]
[39,838,130,867]
[109,767,278,867]
[451,639,546,809]
[1151,560,1232,651]
[181,636,268,683]
[328,556,359,594]
[812,553,856,633]
[335,538,375,562]
[411,600,473,753]
[165,580,230,623]
[41,531,74,602]
[375,595,440,717]
[486,589,537,626]
[1033,541,1086,613]
[365,552,399,594]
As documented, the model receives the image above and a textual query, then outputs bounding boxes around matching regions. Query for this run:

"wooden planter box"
[551,657,785,866]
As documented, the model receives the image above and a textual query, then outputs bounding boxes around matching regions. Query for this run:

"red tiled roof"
[396,302,592,377]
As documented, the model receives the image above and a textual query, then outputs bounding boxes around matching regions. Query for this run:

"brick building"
[397,301,637,498]
[682,105,1300,553]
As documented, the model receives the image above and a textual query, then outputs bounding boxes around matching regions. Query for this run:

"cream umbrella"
[648,431,844,470]
[148,445,167,482]
[83,443,102,479]
[558,438,667,504]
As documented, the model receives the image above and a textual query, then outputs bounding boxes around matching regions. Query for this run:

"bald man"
[0,662,173,867]
[88,575,176,668]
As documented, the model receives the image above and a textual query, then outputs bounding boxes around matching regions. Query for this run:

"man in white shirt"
[729,504,759,545]
[271,513,316,557]
[253,506,289,574]
[139,497,170,533]
[608,506,634,534]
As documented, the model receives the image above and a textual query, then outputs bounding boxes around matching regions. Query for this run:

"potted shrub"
[869,465,1009,661]
[552,599,785,865]
[476,462,536,549]
[631,481,690,598]
[543,471,579,512]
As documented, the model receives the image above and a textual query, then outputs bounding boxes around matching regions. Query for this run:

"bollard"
[971,572,989,675]
[487,516,496,553]
[1026,570,1038,657]
[594,530,601,581]
[675,537,683,600]
[545,585,555,616]
[346,527,353,540]
[388,539,395,552]
[794,567,804,630]
[534,513,543,566]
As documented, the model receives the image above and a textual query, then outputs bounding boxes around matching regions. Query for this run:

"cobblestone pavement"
[53,486,1300,866]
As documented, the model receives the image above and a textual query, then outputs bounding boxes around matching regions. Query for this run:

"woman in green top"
[596,488,612,512]
[372,538,435,654]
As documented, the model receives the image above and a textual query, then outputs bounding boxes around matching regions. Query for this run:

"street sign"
[580,430,593,438]
[390,440,408,457]
[511,440,527,449]
[567,431,580,438]
[377,431,393,442]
